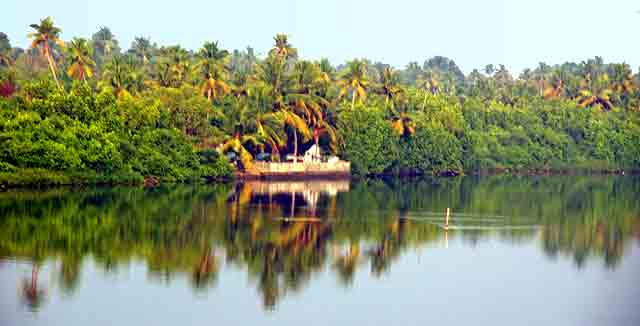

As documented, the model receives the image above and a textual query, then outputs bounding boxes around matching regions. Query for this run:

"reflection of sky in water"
[2,240,639,326]
[1,177,639,325]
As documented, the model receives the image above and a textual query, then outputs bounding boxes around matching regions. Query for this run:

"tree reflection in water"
[21,264,46,312]
[0,176,639,311]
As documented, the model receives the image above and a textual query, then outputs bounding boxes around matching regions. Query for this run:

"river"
[1,176,639,325]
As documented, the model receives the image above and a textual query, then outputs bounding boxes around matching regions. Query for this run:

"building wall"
[252,161,351,175]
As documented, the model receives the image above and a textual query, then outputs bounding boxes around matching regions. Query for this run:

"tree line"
[0,17,639,183]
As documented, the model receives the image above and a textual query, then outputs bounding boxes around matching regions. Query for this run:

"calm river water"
[1,176,639,325]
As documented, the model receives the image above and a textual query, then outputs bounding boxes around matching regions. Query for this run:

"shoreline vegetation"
[1,17,639,187]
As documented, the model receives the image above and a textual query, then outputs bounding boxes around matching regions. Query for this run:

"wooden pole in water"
[445,207,450,230]
[444,229,448,249]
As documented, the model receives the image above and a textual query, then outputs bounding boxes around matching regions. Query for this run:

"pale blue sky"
[2,0,639,73]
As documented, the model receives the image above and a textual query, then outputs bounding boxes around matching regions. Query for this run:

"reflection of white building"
[245,180,350,196]
[244,180,350,215]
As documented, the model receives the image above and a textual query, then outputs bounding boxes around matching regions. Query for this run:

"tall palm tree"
[66,38,96,82]
[484,64,495,76]
[390,100,416,137]
[199,63,231,101]
[197,41,231,101]
[281,107,311,162]
[416,72,439,109]
[543,76,563,99]
[266,34,297,100]
[252,91,287,160]
[269,34,297,61]
[200,41,229,63]
[219,98,263,170]
[156,46,191,87]
[577,88,613,110]
[609,63,635,106]
[292,60,321,94]
[92,26,119,63]
[576,73,613,110]
[378,67,403,108]
[130,37,153,64]
[257,56,289,99]
[338,60,369,109]
[288,92,336,155]
[0,33,13,67]
[317,58,335,97]
[100,55,135,98]
[28,17,64,88]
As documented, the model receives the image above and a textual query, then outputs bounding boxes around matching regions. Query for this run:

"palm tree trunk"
[351,90,356,110]
[385,95,389,109]
[45,49,61,89]
[81,66,87,84]
[314,133,320,162]
[422,92,427,110]
[293,131,298,163]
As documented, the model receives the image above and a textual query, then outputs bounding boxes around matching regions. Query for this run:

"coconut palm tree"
[28,17,64,88]
[269,34,297,61]
[338,60,369,110]
[219,98,264,170]
[130,37,154,65]
[0,32,13,67]
[247,83,287,159]
[157,45,191,87]
[99,55,135,98]
[65,38,96,82]
[577,73,614,110]
[543,75,564,99]
[197,41,231,101]
[265,34,297,100]
[292,60,321,94]
[609,63,635,106]
[577,88,614,110]
[288,92,337,155]
[281,107,311,162]
[378,67,403,109]
[200,41,229,63]
[484,64,495,76]
[257,56,290,99]
[416,72,439,109]
[316,58,335,97]
[391,113,415,137]
[199,64,231,102]
[92,26,119,64]
[310,113,338,155]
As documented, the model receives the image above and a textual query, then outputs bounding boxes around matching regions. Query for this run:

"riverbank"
[0,168,234,189]
[3,166,640,189]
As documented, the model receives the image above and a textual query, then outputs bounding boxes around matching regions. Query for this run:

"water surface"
[1,176,639,325]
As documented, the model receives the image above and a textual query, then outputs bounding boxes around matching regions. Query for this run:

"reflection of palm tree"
[191,248,218,290]
[21,264,46,311]
[333,243,360,286]
[59,255,82,294]
[259,246,280,310]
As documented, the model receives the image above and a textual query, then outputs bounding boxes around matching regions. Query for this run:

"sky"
[2,0,639,74]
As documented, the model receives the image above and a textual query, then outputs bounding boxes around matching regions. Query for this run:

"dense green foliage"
[1,19,639,183]
[0,81,232,185]
[338,95,640,176]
